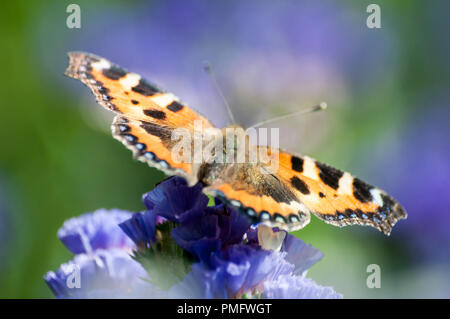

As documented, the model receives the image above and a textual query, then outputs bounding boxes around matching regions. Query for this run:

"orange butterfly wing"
[66,52,407,235]
[202,163,311,232]
[65,52,213,184]
[261,146,407,235]
[65,52,214,130]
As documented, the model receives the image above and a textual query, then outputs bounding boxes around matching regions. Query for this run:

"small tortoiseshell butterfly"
[65,52,407,235]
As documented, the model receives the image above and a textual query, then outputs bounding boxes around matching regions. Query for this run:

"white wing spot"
[92,59,111,70]
[303,157,319,180]
[119,73,141,91]
[370,188,384,206]
[337,172,353,195]
[151,93,175,107]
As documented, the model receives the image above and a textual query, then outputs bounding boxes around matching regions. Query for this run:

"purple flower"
[121,177,340,298]
[171,204,252,265]
[58,209,135,254]
[169,234,340,299]
[45,209,163,298]
[142,177,208,223]
[263,275,342,299]
[46,177,341,299]
[119,210,158,248]
[123,177,252,265]
[281,233,323,276]
[170,245,293,298]
[170,245,294,298]
[127,177,341,298]
[44,248,157,298]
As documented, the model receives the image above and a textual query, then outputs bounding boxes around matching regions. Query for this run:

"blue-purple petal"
[57,209,135,254]
[263,274,343,299]
[119,210,157,246]
[142,177,208,223]
[281,234,324,275]
[44,248,159,298]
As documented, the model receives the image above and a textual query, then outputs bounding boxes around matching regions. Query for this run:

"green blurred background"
[0,0,449,298]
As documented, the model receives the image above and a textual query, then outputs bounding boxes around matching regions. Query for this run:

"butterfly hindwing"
[111,115,198,183]
[201,163,311,231]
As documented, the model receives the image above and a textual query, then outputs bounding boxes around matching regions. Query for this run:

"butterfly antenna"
[203,61,236,124]
[247,102,328,129]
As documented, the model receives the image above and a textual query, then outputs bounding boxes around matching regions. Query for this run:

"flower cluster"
[44,209,163,298]
[45,177,342,299]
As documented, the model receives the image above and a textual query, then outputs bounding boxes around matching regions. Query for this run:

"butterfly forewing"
[65,52,214,130]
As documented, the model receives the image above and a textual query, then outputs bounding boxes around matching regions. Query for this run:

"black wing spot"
[291,156,304,172]
[167,101,184,112]
[316,161,343,190]
[102,66,127,80]
[353,178,373,203]
[290,176,310,195]
[132,79,161,96]
[143,109,166,120]
[140,122,170,140]
[131,99,139,105]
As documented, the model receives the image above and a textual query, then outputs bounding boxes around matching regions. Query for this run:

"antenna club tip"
[319,102,328,109]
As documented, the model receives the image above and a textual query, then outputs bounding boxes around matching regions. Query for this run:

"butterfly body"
[66,52,407,235]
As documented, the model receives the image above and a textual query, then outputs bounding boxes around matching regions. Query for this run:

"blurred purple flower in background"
[45,177,342,298]
[76,0,389,131]
[385,97,450,263]
[36,0,396,153]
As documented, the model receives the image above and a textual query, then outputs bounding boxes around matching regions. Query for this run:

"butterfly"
[65,52,407,235]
